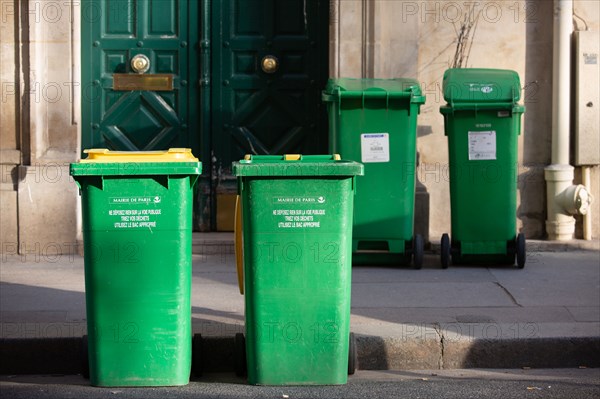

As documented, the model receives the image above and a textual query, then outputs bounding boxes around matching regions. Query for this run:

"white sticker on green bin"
[468,131,497,160]
[361,133,390,163]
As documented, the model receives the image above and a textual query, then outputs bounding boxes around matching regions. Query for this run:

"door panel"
[81,0,199,153]
[210,0,329,230]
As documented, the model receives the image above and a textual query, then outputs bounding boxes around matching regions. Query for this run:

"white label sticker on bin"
[361,133,390,163]
[468,131,497,160]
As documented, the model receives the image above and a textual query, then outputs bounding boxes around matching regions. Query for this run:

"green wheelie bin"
[323,78,426,268]
[233,154,363,385]
[70,148,201,386]
[439,68,526,269]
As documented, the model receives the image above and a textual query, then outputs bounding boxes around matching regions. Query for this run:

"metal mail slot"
[113,74,174,91]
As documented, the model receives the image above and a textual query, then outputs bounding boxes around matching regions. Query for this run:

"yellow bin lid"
[80,148,199,163]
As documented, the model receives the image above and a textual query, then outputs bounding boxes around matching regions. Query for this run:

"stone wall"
[1,1,80,256]
[1,1,598,255]
[1,0,20,253]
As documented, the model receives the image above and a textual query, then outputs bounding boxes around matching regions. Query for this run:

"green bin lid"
[70,148,202,176]
[322,78,425,104]
[233,154,364,177]
[442,68,522,104]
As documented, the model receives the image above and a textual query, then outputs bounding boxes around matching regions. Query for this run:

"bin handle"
[234,195,244,295]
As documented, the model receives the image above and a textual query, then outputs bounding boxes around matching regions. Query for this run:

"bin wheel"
[81,335,89,379]
[441,234,450,269]
[413,234,424,269]
[348,332,357,375]
[234,333,247,377]
[192,333,203,378]
[516,233,526,269]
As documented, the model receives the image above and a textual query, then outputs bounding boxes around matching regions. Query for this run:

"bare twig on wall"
[451,6,481,68]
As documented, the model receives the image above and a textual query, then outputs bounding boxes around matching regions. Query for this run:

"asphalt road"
[1,369,599,399]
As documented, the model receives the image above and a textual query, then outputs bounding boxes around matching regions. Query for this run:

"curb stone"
[1,335,599,375]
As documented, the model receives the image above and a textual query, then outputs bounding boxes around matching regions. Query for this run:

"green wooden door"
[209,0,329,230]
[81,0,200,154]
[82,0,329,231]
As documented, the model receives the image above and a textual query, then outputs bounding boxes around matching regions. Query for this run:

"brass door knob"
[261,55,279,74]
[131,54,150,74]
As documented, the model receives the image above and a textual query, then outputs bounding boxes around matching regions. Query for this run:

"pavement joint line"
[433,323,445,369]
[494,282,522,307]
[191,236,600,255]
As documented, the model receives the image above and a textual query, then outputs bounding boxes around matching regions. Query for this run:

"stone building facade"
[1,1,598,255]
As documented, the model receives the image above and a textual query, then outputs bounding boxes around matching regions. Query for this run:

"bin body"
[233,155,363,385]
[323,78,425,260]
[70,149,201,387]
[440,69,525,263]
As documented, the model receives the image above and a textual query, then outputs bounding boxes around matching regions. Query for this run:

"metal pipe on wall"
[551,0,573,167]
[582,166,593,240]
[545,0,593,241]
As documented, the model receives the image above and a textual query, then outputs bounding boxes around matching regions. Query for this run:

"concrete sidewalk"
[1,234,599,374]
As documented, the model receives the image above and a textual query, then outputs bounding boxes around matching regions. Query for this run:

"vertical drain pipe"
[551,0,572,168]
[545,0,593,240]
[582,166,593,240]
